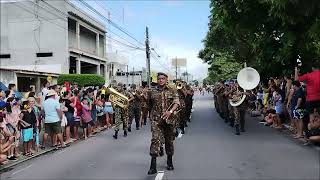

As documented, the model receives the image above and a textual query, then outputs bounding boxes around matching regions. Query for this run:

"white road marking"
[12,164,32,175]
[155,171,165,180]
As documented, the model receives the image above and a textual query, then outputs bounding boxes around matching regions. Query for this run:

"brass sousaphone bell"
[230,67,260,107]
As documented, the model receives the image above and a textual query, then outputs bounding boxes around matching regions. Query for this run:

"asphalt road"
[1,93,319,180]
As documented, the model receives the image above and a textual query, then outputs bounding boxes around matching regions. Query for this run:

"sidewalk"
[252,113,320,149]
[0,127,109,172]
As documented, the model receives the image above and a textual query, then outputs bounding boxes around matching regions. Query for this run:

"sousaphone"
[230,67,260,107]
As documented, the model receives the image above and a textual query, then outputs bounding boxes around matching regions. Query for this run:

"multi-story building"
[0,0,107,92]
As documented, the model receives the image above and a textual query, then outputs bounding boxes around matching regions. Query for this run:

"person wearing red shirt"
[295,63,320,115]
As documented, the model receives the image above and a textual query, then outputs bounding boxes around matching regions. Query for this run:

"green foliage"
[192,80,199,86]
[200,0,320,82]
[57,74,105,87]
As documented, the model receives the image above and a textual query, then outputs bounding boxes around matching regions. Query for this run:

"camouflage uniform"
[176,89,186,130]
[140,89,149,126]
[232,91,248,135]
[114,89,130,132]
[185,88,193,122]
[149,85,180,157]
[128,89,142,129]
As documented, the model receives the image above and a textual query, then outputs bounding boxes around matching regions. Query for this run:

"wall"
[0,70,16,86]
[0,1,69,74]
[79,26,96,55]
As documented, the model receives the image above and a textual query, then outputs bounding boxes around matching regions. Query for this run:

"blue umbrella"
[0,82,8,91]
[0,82,23,100]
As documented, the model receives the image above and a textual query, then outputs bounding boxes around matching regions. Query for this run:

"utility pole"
[145,27,151,88]
[126,65,129,88]
[175,57,178,80]
[132,67,134,84]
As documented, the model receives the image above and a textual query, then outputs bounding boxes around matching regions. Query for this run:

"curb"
[0,127,110,172]
[0,147,55,172]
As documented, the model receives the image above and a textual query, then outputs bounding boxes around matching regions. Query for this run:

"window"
[0,54,11,58]
[36,52,53,57]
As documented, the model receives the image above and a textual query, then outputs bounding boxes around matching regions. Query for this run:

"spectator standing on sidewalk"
[72,90,82,140]
[27,97,40,152]
[42,90,66,149]
[4,97,21,157]
[290,81,307,139]
[19,100,36,156]
[295,62,320,134]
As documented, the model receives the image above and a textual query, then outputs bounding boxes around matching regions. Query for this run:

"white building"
[0,0,107,92]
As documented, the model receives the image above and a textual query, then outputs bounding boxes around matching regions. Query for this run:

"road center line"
[12,164,32,175]
[155,171,165,180]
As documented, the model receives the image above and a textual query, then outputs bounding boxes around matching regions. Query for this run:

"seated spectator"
[271,86,283,129]
[306,113,320,144]
[264,109,277,126]
[0,115,16,161]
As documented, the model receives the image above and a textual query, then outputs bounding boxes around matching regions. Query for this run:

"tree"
[199,0,320,82]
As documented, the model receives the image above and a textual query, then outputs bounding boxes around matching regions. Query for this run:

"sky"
[74,0,210,81]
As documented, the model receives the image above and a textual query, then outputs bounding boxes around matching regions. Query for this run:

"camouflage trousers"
[177,109,186,129]
[129,106,141,128]
[150,118,175,157]
[228,102,234,121]
[141,107,148,125]
[233,107,245,128]
[114,107,128,132]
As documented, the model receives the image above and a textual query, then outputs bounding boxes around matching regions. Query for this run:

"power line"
[12,2,143,51]
[40,0,144,50]
[77,0,145,47]
[150,53,174,74]
[93,0,123,24]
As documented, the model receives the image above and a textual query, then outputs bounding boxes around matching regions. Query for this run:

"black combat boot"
[167,155,174,170]
[159,146,164,157]
[124,130,128,137]
[235,125,240,135]
[181,127,185,134]
[175,129,179,137]
[136,125,140,130]
[128,125,132,132]
[113,131,118,139]
[147,157,157,175]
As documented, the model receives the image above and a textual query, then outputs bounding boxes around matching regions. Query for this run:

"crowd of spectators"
[0,81,123,165]
[253,63,320,145]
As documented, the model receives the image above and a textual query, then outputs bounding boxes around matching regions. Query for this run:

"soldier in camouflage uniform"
[176,83,187,134]
[128,84,142,131]
[185,85,194,123]
[113,83,130,139]
[231,83,248,135]
[227,83,236,127]
[140,86,149,126]
[147,72,180,175]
